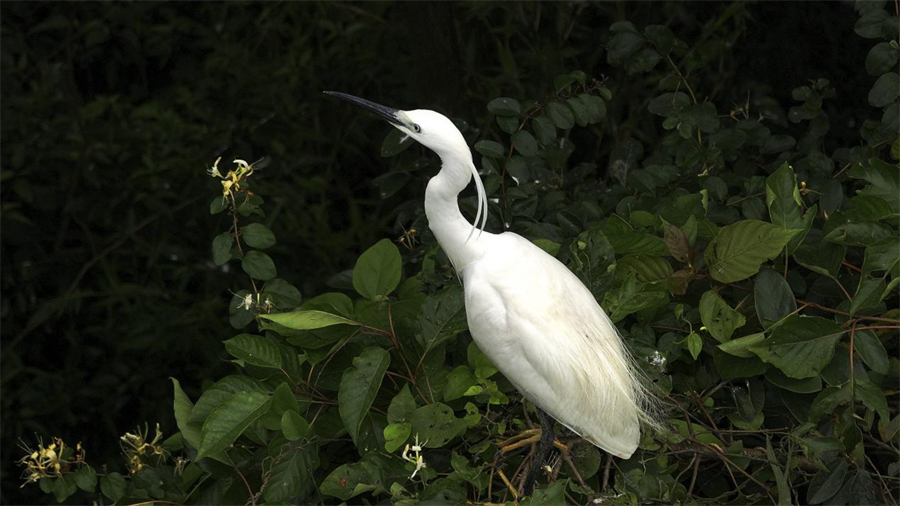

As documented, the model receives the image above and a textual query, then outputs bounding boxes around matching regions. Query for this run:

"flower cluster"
[400,434,427,479]
[17,437,85,487]
[120,423,168,474]
[207,157,258,206]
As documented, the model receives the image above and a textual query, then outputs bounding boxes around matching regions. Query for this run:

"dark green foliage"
[4,2,899,505]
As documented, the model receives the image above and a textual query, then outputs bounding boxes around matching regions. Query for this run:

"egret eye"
[413,124,422,133]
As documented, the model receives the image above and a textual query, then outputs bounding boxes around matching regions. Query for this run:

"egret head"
[324,91,469,158]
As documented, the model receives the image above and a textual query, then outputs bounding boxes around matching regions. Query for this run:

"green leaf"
[443,365,477,402]
[224,334,283,368]
[261,309,360,330]
[73,465,97,492]
[383,422,411,452]
[338,347,390,446]
[855,377,890,420]
[210,196,227,215]
[281,410,309,441]
[171,378,202,451]
[824,221,893,247]
[718,332,766,358]
[242,223,276,249]
[617,254,674,283]
[794,242,844,278]
[766,163,804,233]
[546,101,575,130]
[212,233,233,265]
[197,390,271,459]
[263,445,318,503]
[242,250,277,280]
[766,368,822,394]
[607,21,644,62]
[699,290,746,342]
[850,277,888,314]
[512,129,539,156]
[648,92,691,118]
[861,237,900,277]
[353,239,402,300]
[261,382,300,430]
[854,330,889,374]
[190,375,264,424]
[869,72,900,108]
[687,332,702,360]
[100,472,126,502]
[381,128,415,157]
[706,220,798,283]
[848,159,900,212]
[474,140,505,159]
[388,384,417,424]
[411,403,467,447]
[487,97,522,116]
[566,97,591,127]
[607,233,668,256]
[757,316,845,379]
[808,460,849,504]
[416,285,468,350]
[567,226,616,301]
[866,42,899,76]
[261,278,303,309]
[663,220,693,263]
[527,481,568,505]
[532,115,557,144]
[320,461,377,500]
[754,269,797,329]
[601,271,668,322]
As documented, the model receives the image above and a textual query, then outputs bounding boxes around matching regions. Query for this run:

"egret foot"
[522,408,556,495]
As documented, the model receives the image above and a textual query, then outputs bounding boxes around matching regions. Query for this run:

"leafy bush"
[11,2,899,505]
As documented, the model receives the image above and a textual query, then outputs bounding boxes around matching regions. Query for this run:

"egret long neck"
[425,150,485,271]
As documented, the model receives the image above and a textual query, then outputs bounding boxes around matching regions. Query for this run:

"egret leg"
[522,408,555,494]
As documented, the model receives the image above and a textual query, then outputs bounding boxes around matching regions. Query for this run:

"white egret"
[325,91,656,489]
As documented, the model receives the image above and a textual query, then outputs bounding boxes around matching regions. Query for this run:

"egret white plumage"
[326,91,656,485]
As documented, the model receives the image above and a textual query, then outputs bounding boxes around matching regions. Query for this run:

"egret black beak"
[324,91,404,127]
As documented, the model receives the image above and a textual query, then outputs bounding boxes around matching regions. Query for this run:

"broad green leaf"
[171,378,202,451]
[527,481,568,505]
[190,375,264,424]
[602,271,668,322]
[866,42,899,76]
[687,332,702,360]
[853,330,889,374]
[320,462,377,500]
[242,223,276,249]
[197,390,271,459]
[281,410,309,441]
[383,422,411,452]
[855,377,890,420]
[100,472,126,502]
[212,233,233,266]
[352,239,402,300]
[794,242,844,278]
[338,347,390,446]
[261,278,302,309]
[808,460,849,504]
[416,286,468,350]
[766,163,803,231]
[387,384,417,424]
[380,128,415,157]
[648,92,691,118]
[869,72,900,108]
[242,250,277,280]
[210,196,227,215]
[718,332,765,358]
[847,159,900,212]
[223,334,282,368]
[699,290,746,342]
[532,115,557,145]
[411,403,467,447]
[546,101,575,129]
[263,444,318,503]
[487,97,522,116]
[73,465,97,492]
[757,316,844,379]
[261,382,299,430]
[617,254,674,283]
[607,233,668,256]
[566,96,591,126]
[754,269,797,329]
[606,21,644,62]
[766,368,822,394]
[861,237,900,277]
[467,342,498,380]
[850,278,888,314]
[261,309,360,330]
[512,129,539,156]
[823,220,893,247]
[474,140,505,159]
[443,366,477,402]
[567,226,616,300]
[706,220,798,283]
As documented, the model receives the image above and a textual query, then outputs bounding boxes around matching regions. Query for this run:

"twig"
[224,450,256,506]
[686,455,700,499]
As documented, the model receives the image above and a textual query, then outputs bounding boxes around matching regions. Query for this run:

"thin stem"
[224,450,255,506]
